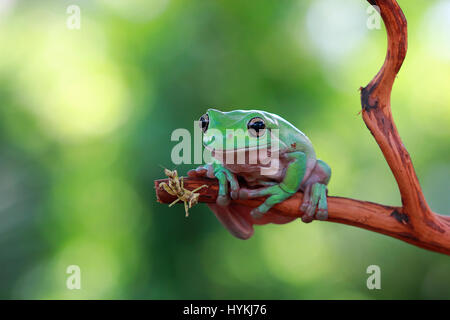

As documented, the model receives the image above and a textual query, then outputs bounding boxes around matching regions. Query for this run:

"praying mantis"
[159,169,208,217]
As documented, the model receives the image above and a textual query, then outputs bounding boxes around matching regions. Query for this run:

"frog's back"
[261,111,316,159]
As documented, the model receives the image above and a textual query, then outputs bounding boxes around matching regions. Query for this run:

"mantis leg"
[169,198,182,207]
[160,182,176,196]
[191,185,208,193]
[184,201,189,217]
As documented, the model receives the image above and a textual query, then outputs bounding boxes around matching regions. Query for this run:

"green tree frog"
[188,109,331,239]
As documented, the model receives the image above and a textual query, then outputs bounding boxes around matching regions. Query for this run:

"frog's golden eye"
[199,114,209,133]
[247,117,266,138]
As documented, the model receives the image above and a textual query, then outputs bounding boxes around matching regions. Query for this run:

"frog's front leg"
[239,152,308,219]
[188,161,240,206]
[239,185,292,218]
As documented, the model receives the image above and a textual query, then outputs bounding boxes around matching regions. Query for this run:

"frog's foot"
[188,165,240,206]
[300,183,328,223]
[239,185,293,219]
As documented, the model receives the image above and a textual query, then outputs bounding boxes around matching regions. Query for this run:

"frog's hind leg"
[316,159,331,185]
[301,183,320,223]
[316,185,328,220]
[301,183,327,222]
[315,159,330,221]
[300,159,331,223]
[300,184,312,216]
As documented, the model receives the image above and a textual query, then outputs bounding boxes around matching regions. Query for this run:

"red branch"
[155,0,450,255]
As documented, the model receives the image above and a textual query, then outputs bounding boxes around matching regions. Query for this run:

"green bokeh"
[0,0,448,299]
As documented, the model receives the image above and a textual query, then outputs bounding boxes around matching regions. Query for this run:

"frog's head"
[199,109,280,153]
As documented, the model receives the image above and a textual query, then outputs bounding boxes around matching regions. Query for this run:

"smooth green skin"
[203,109,315,155]
[192,109,330,221]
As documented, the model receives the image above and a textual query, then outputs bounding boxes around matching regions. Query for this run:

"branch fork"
[155,0,450,255]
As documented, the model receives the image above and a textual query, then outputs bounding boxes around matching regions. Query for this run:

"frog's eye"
[247,117,266,138]
[199,114,209,133]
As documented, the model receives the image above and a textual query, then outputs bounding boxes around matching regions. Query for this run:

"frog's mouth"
[205,145,272,153]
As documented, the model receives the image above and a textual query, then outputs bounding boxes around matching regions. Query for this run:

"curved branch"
[155,178,450,255]
[361,0,449,243]
[154,0,450,255]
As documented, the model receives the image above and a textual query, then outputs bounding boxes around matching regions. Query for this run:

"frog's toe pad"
[300,201,310,212]
[217,195,230,206]
[301,215,314,223]
[250,208,264,219]
[316,208,328,221]
[238,189,249,200]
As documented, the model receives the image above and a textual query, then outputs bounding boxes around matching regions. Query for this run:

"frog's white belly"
[212,148,289,184]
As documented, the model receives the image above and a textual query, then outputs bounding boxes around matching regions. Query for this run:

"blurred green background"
[0,0,448,299]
